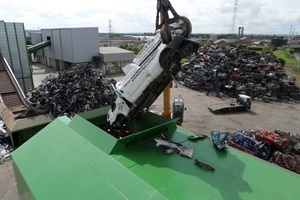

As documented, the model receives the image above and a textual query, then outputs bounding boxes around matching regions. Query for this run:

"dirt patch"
[285,66,300,86]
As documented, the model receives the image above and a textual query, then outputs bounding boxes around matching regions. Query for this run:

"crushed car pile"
[26,64,115,117]
[24,46,300,118]
[179,45,300,102]
[228,129,300,174]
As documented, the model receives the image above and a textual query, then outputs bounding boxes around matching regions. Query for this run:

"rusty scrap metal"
[0,144,11,164]
[194,159,215,171]
[154,137,194,158]
[272,151,300,174]
[0,118,13,164]
[274,130,300,155]
[179,45,300,102]
[0,118,8,138]
[228,130,272,160]
[26,63,115,117]
[211,131,229,150]
[188,134,209,141]
[228,129,300,173]
[100,124,131,139]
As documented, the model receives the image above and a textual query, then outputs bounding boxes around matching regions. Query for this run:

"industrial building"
[1,24,136,150]
[0,24,136,150]
[99,46,134,74]
[29,27,134,74]
[31,27,100,70]
[0,20,33,92]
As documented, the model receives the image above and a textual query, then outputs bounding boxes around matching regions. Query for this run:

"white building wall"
[52,29,62,60]
[41,27,99,64]
[31,33,42,45]
[72,28,99,63]
[60,29,74,62]
[42,29,53,58]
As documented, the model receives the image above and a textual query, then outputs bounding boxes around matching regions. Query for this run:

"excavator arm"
[107,0,198,127]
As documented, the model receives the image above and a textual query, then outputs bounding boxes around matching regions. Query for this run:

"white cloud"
[0,0,299,35]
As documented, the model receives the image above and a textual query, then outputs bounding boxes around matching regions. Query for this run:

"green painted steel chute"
[11,107,300,200]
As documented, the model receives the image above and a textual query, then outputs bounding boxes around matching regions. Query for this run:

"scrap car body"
[107,19,198,126]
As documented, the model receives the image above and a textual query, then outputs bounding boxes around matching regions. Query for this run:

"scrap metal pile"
[178,45,300,102]
[0,117,13,164]
[26,64,115,117]
[228,129,300,174]
[154,134,215,172]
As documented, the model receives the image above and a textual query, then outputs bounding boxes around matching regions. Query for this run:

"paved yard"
[150,84,300,136]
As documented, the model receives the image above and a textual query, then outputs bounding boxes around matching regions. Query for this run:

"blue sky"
[1,0,299,35]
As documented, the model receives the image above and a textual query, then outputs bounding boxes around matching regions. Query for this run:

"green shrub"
[262,46,273,55]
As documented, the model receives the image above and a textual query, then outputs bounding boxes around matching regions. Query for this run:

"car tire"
[178,16,192,38]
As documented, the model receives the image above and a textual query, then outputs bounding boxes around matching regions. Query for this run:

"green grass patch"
[273,48,298,66]
[274,48,300,84]
[248,46,264,51]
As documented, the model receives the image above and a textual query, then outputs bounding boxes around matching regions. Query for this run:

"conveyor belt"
[0,53,29,114]
[27,40,51,54]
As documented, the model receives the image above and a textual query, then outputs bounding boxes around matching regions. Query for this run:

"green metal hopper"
[11,107,300,200]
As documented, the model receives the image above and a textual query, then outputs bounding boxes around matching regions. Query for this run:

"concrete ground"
[31,63,56,87]
[1,64,300,200]
[150,85,300,136]
[0,161,18,200]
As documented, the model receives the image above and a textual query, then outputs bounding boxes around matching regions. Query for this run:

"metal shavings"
[211,131,230,150]
[188,134,209,141]
[194,159,215,171]
[154,138,194,158]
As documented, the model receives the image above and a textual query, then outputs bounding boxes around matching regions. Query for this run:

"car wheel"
[178,16,192,38]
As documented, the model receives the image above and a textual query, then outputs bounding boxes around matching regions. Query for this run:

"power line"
[229,0,238,34]
[108,19,112,46]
